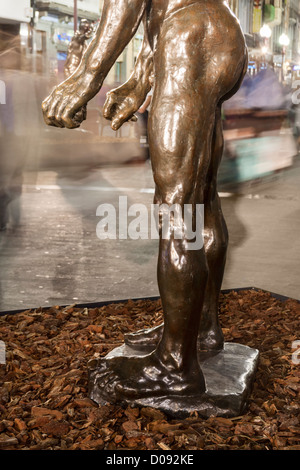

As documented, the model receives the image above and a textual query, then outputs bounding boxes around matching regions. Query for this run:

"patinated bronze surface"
[89,342,259,418]
[42,0,258,416]
[63,19,94,123]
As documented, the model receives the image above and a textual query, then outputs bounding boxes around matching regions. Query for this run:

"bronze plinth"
[42,0,259,418]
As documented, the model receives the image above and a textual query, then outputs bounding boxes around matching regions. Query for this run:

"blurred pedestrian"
[137,89,152,161]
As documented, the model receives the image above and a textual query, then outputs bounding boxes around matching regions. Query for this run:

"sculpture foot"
[124,324,163,349]
[198,324,224,352]
[88,342,259,419]
[88,350,205,404]
[125,322,224,352]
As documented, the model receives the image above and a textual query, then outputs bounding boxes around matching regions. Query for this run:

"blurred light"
[279,33,290,47]
[261,46,268,55]
[20,23,28,46]
[260,24,272,39]
[20,23,28,38]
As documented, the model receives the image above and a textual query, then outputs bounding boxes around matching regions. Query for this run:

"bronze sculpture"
[42,0,258,417]
[63,19,94,123]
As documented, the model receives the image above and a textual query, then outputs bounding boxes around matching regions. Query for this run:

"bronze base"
[88,342,259,419]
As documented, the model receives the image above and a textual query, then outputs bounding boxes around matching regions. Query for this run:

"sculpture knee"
[154,172,190,207]
[204,217,228,260]
[153,157,203,207]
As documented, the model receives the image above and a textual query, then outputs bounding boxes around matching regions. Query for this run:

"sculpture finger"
[41,97,56,126]
[41,98,49,118]
[111,108,132,130]
[73,105,87,125]
[42,99,65,128]
[111,111,136,131]
[55,101,81,129]
[103,93,117,120]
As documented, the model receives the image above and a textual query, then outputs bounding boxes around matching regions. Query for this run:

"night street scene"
[0,0,299,453]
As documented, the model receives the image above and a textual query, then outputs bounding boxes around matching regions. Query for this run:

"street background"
[0,1,300,311]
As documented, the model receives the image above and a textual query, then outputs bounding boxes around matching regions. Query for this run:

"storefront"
[0,1,32,70]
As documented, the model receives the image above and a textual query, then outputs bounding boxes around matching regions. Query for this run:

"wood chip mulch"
[0,289,299,450]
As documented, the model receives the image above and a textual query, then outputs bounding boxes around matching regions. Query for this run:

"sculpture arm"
[103,13,154,130]
[127,14,154,96]
[42,0,148,128]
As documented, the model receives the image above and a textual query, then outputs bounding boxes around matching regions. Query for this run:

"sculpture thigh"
[150,3,246,201]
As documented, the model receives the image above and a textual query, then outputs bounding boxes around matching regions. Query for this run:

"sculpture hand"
[103,85,145,131]
[42,77,91,129]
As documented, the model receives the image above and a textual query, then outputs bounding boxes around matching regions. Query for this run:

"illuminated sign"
[253,1,262,34]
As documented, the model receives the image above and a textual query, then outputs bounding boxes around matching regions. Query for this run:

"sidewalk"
[0,161,299,312]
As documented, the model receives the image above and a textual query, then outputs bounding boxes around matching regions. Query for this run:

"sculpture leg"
[124,106,227,351]
[198,104,228,351]
[91,91,218,400]
[124,64,248,352]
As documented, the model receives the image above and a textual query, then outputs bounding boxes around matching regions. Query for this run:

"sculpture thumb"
[111,118,122,131]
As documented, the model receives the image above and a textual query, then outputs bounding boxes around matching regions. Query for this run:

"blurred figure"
[224,68,290,112]
[288,103,300,153]
[0,70,40,230]
[219,68,296,188]
[0,72,20,230]
[137,89,152,161]
[64,19,94,79]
